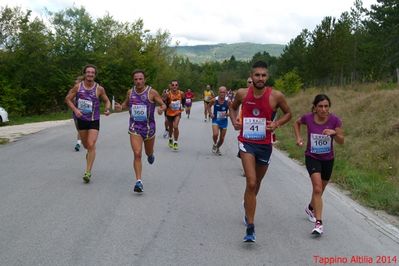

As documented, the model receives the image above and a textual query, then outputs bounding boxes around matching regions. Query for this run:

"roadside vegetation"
[275,83,399,216]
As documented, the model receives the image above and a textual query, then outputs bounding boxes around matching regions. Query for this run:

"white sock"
[77,140,81,145]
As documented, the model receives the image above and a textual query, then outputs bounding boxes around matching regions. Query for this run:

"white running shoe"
[305,205,317,223]
[162,130,169,138]
[212,144,217,153]
[312,221,323,235]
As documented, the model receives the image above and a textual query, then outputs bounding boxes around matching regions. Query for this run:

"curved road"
[0,102,398,265]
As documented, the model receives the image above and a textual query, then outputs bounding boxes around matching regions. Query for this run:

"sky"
[2,0,378,46]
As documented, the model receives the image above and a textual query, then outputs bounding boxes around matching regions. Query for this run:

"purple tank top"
[76,82,100,121]
[128,86,156,136]
[300,113,342,160]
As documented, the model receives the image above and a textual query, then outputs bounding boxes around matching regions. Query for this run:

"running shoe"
[312,221,323,235]
[168,139,173,148]
[83,172,91,183]
[134,180,143,193]
[173,142,179,151]
[212,144,217,153]
[243,224,256,242]
[305,205,317,223]
[162,130,169,138]
[147,154,155,165]
[216,148,222,156]
[75,143,80,152]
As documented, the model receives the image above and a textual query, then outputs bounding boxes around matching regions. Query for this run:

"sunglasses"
[171,84,178,87]
[247,81,252,84]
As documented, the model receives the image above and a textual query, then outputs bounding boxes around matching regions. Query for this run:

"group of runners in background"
[65,61,344,242]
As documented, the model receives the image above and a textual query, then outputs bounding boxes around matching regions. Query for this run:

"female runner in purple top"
[294,94,344,236]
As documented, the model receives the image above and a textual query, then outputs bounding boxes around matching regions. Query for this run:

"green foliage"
[274,70,303,95]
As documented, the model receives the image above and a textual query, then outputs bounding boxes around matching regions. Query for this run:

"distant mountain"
[172,42,285,64]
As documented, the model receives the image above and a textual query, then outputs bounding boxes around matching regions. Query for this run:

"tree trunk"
[396,67,399,86]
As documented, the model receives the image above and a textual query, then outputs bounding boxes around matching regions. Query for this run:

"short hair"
[131,69,146,77]
[82,64,97,75]
[170,80,179,84]
[252,61,268,69]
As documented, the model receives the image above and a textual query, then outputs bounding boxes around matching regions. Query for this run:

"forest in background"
[0,0,398,116]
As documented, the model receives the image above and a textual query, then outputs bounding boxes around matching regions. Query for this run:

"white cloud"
[1,0,378,45]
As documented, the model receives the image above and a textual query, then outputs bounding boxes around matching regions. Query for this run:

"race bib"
[204,96,211,102]
[310,133,331,154]
[170,100,181,110]
[77,99,93,114]
[186,98,192,104]
[243,117,266,140]
[131,105,147,121]
[216,111,227,120]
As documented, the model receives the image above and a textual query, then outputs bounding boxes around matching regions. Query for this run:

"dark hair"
[131,69,146,77]
[312,94,331,111]
[82,64,97,75]
[252,61,268,69]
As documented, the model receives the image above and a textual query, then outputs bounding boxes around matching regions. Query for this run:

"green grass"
[0,138,9,144]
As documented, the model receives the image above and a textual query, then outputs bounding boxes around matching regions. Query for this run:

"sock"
[77,140,81,145]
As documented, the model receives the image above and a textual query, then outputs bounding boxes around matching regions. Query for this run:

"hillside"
[173,42,285,64]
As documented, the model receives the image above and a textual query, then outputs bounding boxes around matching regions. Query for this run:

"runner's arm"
[293,117,304,146]
[65,84,82,117]
[229,88,244,130]
[114,89,131,112]
[271,90,292,130]
[98,86,111,115]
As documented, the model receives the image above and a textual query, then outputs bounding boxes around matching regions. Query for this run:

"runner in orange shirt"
[165,80,185,150]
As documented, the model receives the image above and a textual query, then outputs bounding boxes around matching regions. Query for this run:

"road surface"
[0,102,398,265]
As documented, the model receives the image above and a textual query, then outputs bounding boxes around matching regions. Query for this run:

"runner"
[293,94,344,235]
[65,64,111,183]
[184,88,195,118]
[165,80,185,151]
[208,86,229,156]
[114,69,166,193]
[203,84,214,122]
[161,86,170,138]
[229,61,292,242]
[72,75,84,152]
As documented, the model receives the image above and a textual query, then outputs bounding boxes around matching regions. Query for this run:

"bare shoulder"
[271,88,286,101]
[97,84,106,93]
[149,87,160,96]
[236,88,248,99]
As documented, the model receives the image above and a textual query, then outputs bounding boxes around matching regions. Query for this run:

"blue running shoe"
[134,180,143,192]
[147,154,155,164]
[75,143,80,152]
[243,224,256,242]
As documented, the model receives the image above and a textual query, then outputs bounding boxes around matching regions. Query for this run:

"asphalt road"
[0,102,398,266]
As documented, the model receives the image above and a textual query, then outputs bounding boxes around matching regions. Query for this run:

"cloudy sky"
[2,0,377,46]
